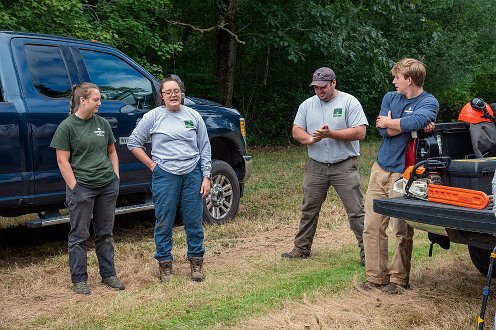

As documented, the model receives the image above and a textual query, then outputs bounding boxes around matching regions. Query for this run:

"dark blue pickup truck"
[0,31,251,227]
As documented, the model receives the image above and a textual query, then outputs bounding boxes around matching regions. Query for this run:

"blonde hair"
[391,58,426,87]
[69,82,100,114]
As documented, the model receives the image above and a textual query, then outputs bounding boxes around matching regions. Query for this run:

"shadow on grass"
[0,210,157,267]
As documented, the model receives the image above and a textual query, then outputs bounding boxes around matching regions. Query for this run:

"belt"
[310,156,357,166]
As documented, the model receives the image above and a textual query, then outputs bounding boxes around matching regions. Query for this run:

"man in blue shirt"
[361,58,439,294]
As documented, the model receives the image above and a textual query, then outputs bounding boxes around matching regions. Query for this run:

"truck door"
[0,83,23,207]
[11,39,79,204]
[72,46,157,194]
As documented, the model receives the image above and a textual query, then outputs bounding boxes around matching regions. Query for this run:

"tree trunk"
[216,0,237,107]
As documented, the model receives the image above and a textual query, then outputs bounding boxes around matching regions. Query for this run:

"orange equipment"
[427,184,490,209]
[458,98,495,124]
[395,160,491,210]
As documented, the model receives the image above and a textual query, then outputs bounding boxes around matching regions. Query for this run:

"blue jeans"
[152,163,205,261]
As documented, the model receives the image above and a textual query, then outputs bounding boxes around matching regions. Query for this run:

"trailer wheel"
[468,245,496,278]
[203,160,240,225]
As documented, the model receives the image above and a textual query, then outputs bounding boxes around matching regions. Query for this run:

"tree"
[1,0,495,144]
[216,0,238,107]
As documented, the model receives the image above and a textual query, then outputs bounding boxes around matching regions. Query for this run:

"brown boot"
[158,260,172,282]
[190,257,204,282]
[281,247,310,259]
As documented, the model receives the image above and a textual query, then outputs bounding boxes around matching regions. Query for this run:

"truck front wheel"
[203,160,240,224]
[468,245,496,278]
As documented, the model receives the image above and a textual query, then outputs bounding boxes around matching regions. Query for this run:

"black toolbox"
[447,158,496,195]
[416,122,474,163]
[433,122,474,159]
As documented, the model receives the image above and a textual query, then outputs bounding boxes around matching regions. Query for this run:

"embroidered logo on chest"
[184,120,195,128]
[333,108,343,117]
[94,128,105,137]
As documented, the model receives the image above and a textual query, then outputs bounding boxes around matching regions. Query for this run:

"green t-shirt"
[50,114,117,188]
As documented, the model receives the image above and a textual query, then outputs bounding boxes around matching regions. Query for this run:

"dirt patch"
[0,211,494,329]
[219,252,492,330]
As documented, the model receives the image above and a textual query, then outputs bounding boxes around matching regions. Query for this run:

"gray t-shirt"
[294,91,368,164]
[127,105,211,177]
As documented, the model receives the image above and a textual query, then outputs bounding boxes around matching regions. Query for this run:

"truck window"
[80,50,154,110]
[24,45,72,98]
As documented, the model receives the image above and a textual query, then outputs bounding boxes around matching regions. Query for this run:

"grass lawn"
[0,140,492,329]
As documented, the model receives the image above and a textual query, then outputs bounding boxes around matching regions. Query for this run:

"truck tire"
[203,160,240,224]
[468,245,496,278]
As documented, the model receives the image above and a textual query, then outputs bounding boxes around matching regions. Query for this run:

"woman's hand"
[200,177,211,198]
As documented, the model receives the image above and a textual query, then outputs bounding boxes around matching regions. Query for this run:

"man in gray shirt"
[282,67,369,265]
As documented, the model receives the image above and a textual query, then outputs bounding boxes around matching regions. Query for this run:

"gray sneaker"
[73,281,91,295]
[101,275,125,290]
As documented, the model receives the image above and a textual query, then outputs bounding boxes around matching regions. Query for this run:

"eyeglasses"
[161,89,181,96]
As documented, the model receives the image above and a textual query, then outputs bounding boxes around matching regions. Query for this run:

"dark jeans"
[294,157,365,257]
[152,164,205,261]
[66,178,119,283]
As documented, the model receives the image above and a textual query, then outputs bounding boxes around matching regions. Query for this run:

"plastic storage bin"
[434,122,474,159]
[447,158,496,194]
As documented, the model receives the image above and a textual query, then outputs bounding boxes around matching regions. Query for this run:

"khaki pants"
[293,157,365,258]
[363,162,413,286]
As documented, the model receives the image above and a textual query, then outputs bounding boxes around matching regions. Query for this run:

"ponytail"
[69,82,100,115]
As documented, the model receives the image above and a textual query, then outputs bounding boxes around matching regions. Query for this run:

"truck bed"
[373,197,496,235]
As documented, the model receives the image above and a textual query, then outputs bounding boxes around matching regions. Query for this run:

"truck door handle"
[104,117,118,128]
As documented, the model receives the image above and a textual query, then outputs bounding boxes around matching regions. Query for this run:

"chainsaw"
[393,157,491,209]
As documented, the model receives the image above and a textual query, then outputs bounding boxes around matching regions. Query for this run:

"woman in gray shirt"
[127,75,212,282]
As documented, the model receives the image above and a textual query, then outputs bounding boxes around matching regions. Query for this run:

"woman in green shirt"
[50,82,124,295]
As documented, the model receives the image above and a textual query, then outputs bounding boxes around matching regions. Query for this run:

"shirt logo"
[94,128,105,137]
[184,120,195,128]
[405,106,413,113]
[333,108,343,117]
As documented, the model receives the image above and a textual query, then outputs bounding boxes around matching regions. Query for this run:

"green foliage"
[0,3,17,29]
[232,0,401,143]
[0,0,182,77]
[85,0,183,76]
[418,0,496,121]
[1,0,495,144]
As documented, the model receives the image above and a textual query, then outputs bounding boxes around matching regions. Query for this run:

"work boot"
[359,281,385,291]
[281,247,310,259]
[159,260,173,282]
[381,282,407,294]
[190,257,204,282]
[102,275,125,290]
[73,281,91,295]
